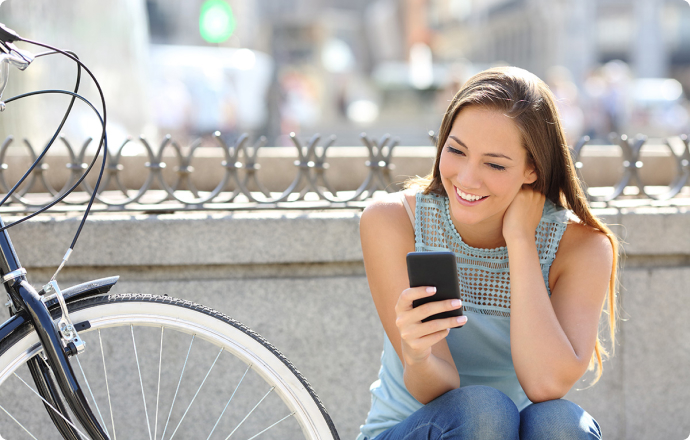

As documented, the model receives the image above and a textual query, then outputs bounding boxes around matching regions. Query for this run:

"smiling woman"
[438,107,537,248]
[357,66,619,440]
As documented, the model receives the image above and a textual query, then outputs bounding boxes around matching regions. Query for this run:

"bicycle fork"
[5,276,110,439]
[1,216,109,439]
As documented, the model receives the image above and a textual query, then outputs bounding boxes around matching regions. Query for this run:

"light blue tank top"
[358,192,568,440]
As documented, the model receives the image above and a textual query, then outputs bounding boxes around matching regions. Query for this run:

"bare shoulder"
[360,192,417,274]
[550,221,614,286]
[360,190,417,235]
[560,222,613,260]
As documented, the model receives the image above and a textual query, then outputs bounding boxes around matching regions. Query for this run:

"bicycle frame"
[1,213,118,439]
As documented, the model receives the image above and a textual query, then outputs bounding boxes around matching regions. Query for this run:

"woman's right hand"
[394,286,468,365]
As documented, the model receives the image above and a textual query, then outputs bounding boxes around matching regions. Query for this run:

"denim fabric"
[368,386,601,440]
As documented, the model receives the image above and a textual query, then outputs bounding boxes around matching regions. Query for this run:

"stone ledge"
[6,210,363,268]
[598,208,690,256]
[3,205,688,270]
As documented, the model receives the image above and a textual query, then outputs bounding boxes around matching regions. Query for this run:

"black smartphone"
[406,251,463,323]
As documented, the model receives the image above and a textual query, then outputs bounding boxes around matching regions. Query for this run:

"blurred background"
[0,0,689,149]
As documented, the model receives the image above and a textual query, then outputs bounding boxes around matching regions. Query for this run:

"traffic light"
[199,0,236,44]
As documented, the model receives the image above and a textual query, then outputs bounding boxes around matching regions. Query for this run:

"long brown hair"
[408,66,618,383]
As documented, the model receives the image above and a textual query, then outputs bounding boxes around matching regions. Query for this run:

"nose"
[456,162,482,190]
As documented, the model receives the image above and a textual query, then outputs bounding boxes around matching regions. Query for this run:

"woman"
[357,67,618,439]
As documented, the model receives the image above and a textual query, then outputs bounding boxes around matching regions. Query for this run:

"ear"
[523,167,538,185]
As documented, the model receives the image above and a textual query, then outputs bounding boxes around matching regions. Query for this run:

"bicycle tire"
[0,293,340,440]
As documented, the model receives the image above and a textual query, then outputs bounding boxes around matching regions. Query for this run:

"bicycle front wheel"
[0,293,339,440]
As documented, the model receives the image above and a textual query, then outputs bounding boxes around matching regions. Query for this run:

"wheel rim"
[0,298,335,440]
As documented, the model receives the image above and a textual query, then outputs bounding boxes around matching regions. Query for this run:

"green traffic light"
[199,0,236,43]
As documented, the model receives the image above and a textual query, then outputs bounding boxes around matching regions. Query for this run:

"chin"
[449,203,492,226]
[446,191,507,228]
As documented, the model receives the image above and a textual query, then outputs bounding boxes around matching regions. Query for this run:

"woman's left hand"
[502,186,546,244]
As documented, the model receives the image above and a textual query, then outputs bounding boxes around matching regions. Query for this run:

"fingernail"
[451,299,461,307]
[426,287,436,294]
[457,316,467,324]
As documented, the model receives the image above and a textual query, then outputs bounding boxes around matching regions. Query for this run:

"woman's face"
[439,106,537,231]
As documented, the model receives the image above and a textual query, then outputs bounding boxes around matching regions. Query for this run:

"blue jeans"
[372,386,601,440]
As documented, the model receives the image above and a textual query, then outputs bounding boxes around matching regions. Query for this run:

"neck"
[451,213,507,249]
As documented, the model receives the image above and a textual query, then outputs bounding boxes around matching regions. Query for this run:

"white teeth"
[455,187,485,202]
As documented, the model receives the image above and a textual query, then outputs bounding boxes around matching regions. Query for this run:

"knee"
[520,399,601,440]
[429,386,519,439]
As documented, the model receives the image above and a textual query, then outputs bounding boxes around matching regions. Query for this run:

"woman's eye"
[488,163,506,171]
[445,146,464,155]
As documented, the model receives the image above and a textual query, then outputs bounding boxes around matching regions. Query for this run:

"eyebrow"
[448,135,514,161]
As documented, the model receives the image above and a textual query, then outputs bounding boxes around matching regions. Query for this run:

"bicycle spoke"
[223,386,275,440]
[246,412,295,440]
[205,363,252,440]
[12,372,89,439]
[0,296,336,440]
[168,347,224,440]
[154,326,164,440]
[99,329,117,440]
[75,356,111,439]
[160,334,195,440]
[131,324,153,440]
[0,403,40,440]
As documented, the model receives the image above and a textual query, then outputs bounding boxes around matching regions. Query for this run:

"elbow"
[518,362,588,403]
[522,380,570,403]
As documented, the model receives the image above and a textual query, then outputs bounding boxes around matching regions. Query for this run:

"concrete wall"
[3,205,690,439]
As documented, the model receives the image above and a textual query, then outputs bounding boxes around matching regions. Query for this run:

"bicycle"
[0,23,340,440]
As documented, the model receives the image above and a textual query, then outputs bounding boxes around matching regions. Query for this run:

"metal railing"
[0,131,687,213]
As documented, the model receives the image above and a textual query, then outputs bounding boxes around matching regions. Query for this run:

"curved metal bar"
[211,132,243,203]
[1,138,41,205]
[0,132,687,212]
[27,139,60,197]
[164,135,235,205]
[627,134,648,198]
[587,133,638,203]
[307,135,345,202]
[358,133,398,199]
[242,132,305,203]
[0,136,15,194]
[59,137,84,186]
[242,135,272,198]
[570,135,591,198]
[645,135,690,201]
[88,135,160,206]
[58,137,92,205]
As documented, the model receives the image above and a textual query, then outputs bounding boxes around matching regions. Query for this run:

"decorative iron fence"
[0,131,687,213]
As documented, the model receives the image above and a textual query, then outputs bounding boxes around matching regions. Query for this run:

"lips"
[455,186,488,203]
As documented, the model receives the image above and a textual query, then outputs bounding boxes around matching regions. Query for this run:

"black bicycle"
[0,24,339,440]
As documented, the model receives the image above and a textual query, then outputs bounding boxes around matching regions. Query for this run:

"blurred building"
[429,0,690,87]
[427,0,690,138]
[144,0,690,142]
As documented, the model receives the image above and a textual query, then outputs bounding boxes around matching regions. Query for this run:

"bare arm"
[360,192,467,404]
[504,190,612,402]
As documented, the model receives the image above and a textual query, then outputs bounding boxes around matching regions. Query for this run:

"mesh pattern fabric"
[415,192,568,317]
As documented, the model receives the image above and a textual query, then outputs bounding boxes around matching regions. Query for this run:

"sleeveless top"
[357,191,569,440]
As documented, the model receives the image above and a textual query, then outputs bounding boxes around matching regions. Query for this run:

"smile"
[455,187,488,202]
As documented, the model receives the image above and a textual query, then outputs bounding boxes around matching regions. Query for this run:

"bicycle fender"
[1,276,119,350]
[46,275,120,307]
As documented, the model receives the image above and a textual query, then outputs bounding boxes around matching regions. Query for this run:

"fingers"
[396,286,463,322]
[396,286,437,312]
[395,286,466,340]
[398,314,467,344]
[394,286,467,363]
[405,328,451,352]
